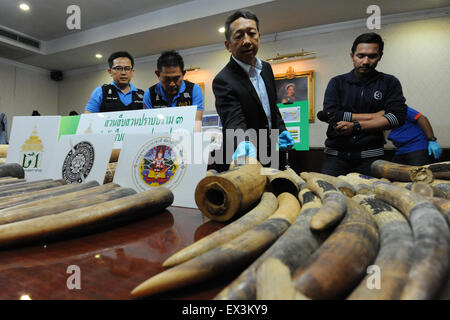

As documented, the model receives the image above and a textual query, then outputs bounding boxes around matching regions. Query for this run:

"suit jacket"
[212,56,287,169]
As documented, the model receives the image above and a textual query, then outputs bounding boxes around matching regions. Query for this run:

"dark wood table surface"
[0,206,238,300]
[0,205,449,300]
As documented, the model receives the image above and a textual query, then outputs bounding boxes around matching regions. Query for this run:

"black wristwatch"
[352,121,362,134]
[428,136,437,141]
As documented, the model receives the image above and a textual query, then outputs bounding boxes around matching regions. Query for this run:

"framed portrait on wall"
[275,68,315,122]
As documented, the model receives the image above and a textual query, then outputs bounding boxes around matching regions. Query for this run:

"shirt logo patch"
[108,89,112,95]
[183,92,190,99]
[137,93,143,99]
[374,91,383,100]
[156,95,160,101]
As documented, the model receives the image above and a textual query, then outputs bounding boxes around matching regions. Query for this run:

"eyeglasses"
[111,66,133,72]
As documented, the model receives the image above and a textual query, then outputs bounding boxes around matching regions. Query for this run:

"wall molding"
[59,6,450,78]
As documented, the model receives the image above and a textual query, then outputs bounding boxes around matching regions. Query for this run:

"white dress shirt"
[232,56,272,130]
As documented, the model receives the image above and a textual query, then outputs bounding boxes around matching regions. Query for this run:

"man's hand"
[428,141,442,159]
[232,141,257,160]
[279,131,295,150]
[334,121,355,135]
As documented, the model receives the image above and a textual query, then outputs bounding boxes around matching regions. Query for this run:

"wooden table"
[0,207,236,300]
[0,205,448,300]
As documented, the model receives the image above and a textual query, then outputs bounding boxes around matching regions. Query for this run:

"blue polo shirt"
[85,82,148,113]
[143,81,204,111]
[388,106,428,155]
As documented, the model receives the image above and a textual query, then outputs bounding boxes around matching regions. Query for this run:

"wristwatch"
[428,136,437,141]
[352,121,362,134]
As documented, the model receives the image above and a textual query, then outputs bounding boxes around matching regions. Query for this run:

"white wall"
[58,15,449,148]
[0,62,58,138]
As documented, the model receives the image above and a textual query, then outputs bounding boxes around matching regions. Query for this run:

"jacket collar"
[110,81,137,93]
[343,69,382,85]
[227,56,266,108]
[231,55,263,75]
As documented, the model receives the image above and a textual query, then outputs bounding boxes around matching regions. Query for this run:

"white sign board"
[49,134,115,184]
[113,133,208,208]
[76,106,197,148]
[6,116,61,181]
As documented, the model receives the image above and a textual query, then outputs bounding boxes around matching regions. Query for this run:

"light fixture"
[186,65,200,72]
[19,3,30,11]
[20,294,32,300]
[95,54,103,59]
[266,49,317,62]
[218,27,225,33]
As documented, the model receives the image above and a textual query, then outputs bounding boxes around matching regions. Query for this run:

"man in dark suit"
[213,9,294,171]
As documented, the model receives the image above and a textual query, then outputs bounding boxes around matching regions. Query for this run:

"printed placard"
[114,132,208,208]
[49,134,115,184]
[75,106,197,148]
[6,116,61,181]
[279,107,301,124]
[278,101,309,150]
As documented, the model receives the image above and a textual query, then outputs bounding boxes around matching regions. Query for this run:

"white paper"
[114,132,208,208]
[6,116,61,181]
[49,134,115,184]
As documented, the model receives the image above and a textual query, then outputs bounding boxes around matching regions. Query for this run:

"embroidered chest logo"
[374,91,383,100]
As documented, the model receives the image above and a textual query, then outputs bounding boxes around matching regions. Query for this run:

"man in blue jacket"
[388,106,442,165]
[320,32,407,176]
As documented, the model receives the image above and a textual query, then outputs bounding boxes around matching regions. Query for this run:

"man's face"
[225,17,260,65]
[351,43,382,77]
[108,57,134,87]
[156,66,185,97]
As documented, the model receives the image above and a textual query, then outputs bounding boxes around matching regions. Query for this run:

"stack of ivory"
[130,160,450,300]
[0,173,173,247]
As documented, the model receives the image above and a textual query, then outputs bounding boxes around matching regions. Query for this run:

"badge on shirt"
[137,93,143,99]
[108,89,112,95]
[156,95,160,101]
[183,92,190,99]
[374,91,383,100]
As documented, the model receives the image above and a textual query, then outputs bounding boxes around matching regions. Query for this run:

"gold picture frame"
[275,67,315,122]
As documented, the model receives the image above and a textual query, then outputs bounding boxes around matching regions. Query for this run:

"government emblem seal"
[133,137,186,191]
[62,141,95,183]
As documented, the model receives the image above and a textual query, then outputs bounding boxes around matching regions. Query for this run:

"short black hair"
[32,110,40,116]
[108,51,134,68]
[69,111,79,116]
[157,50,184,71]
[225,9,259,41]
[351,32,384,55]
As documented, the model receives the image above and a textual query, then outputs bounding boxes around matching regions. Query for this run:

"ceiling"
[1,0,449,72]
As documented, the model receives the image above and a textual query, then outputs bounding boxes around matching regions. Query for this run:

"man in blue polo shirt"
[85,51,145,113]
[144,50,203,130]
[388,106,442,165]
